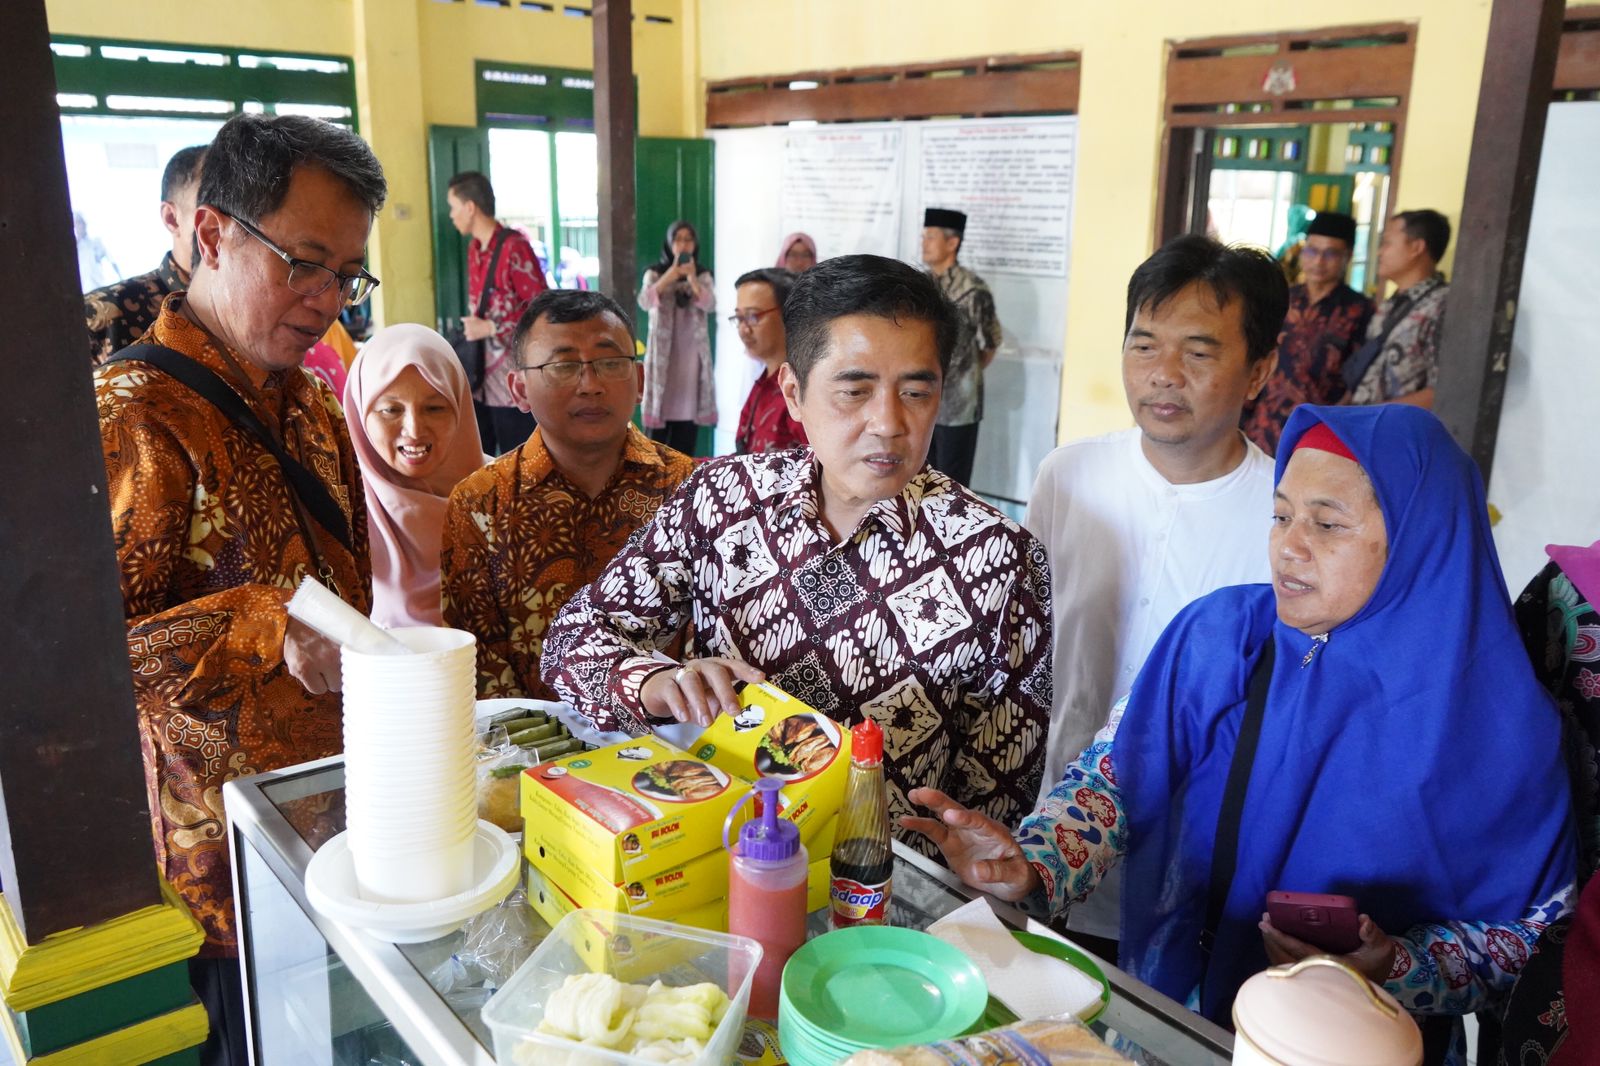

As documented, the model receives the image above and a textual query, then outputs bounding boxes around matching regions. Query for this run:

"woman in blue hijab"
[905,405,1575,1051]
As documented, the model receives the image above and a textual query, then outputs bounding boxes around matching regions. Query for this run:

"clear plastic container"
[481,909,763,1066]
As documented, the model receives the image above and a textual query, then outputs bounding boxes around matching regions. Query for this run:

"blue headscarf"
[1114,404,1575,1024]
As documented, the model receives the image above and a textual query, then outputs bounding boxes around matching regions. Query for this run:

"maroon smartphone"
[1266,891,1361,954]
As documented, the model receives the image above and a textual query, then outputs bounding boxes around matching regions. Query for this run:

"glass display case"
[225,756,1233,1065]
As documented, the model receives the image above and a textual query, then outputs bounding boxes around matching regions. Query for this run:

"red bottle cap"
[851,718,883,763]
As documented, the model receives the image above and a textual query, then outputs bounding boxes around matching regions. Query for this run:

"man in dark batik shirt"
[1241,211,1372,454]
[83,144,206,366]
[544,255,1052,845]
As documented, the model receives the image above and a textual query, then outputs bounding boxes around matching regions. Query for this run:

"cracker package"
[520,735,743,883]
[692,683,850,845]
[839,1017,1131,1065]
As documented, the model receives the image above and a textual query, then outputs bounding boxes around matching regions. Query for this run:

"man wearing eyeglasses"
[731,267,808,454]
[92,113,384,1066]
[440,289,694,700]
[1240,211,1373,453]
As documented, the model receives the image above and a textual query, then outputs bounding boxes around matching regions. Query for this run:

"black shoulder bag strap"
[1199,636,1277,975]
[105,345,354,555]
[475,226,512,319]
[1341,287,1420,393]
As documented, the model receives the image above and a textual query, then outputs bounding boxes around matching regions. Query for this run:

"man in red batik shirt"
[447,170,549,455]
[732,267,808,454]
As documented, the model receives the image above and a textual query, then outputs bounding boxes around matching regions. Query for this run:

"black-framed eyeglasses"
[518,355,640,386]
[225,212,380,307]
[727,307,780,327]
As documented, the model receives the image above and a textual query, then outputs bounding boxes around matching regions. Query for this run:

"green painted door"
[635,138,715,283]
[1296,172,1356,216]
[635,138,715,454]
[428,125,490,330]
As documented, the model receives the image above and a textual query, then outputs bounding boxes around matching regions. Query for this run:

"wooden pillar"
[1433,0,1566,480]
[594,0,637,308]
[0,0,162,940]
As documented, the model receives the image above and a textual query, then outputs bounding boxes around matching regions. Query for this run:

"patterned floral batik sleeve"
[541,472,701,733]
[1382,885,1574,1015]
[950,533,1051,829]
[1013,713,1130,918]
[440,474,521,697]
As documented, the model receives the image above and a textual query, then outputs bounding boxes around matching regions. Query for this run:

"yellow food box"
[524,862,728,977]
[807,855,831,913]
[520,735,744,883]
[808,814,838,859]
[692,684,851,846]
[525,831,731,919]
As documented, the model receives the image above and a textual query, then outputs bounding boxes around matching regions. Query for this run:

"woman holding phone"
[638,220,716,456]
[905,405,1576,1064]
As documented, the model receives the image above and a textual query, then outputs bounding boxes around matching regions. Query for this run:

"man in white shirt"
[1024,234,1288,957]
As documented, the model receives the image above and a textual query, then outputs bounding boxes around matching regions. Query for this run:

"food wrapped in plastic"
[476,708,588,832]
[840,1016,1131,1066]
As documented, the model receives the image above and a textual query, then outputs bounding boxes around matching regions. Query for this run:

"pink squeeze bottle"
[727,776,809,1020]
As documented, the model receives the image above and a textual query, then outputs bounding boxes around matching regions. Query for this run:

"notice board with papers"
[712,116,1078,506]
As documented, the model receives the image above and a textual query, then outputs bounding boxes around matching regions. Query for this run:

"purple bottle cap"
[737,777,799,862]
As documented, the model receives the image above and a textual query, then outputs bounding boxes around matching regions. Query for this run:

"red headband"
[1293,422,1359,464]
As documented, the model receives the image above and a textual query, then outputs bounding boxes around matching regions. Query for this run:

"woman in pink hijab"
[345,324,487,628]
[776,232,817,273]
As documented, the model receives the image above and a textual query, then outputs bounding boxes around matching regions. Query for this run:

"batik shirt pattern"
[1242,282,1373,454]
[96,296,370,956]
[1518,562,1600,880]
[468,225,547,408]
[441,426,694,701]
[1350,273,1450,404]
[933,263,1002,426]
[1017,706,1571,1028]
[84,252,186,366]
[543,451,1052,842]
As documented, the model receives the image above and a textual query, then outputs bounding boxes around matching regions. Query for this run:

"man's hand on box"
[641,657,766,727]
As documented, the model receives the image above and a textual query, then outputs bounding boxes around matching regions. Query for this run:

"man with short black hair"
[1346,208,1452,408]
[442,289,694,699]
[731,266,807,454]
[1025,235,1285,960]
[84,143,207,365]
[544,254,1051,843]
[920,207,1001,488]
[1243,210,1373,453]
[94,113,386,1064]
[447,169,549,454]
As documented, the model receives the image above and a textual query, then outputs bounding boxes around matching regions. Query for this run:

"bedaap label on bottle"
[829,874,892,926]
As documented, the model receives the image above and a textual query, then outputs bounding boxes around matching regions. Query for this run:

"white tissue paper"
[927,898,1104,1021]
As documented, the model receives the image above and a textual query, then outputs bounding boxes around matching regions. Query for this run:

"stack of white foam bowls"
[341,626,478,903]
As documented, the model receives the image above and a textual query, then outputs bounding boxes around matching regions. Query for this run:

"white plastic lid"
[1232,957,1422,1066]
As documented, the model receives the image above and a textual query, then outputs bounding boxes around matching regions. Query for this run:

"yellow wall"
[696,0,1516,441]
[416,0,688,136]
[44,0,355,55]
[43,0,695,329]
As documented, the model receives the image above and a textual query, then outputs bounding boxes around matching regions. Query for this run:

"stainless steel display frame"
[225,755,1233,1065]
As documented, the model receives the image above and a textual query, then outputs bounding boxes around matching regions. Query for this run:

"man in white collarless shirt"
[1024,235,1288,958]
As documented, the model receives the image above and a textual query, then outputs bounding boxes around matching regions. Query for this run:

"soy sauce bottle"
[829,718,892,928]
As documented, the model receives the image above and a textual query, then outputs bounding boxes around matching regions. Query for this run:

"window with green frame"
[50,36,358,125]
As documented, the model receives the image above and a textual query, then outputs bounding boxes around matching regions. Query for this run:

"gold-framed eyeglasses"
[225,212,380,307]
[727,307,780,327]
[519,356,640,386]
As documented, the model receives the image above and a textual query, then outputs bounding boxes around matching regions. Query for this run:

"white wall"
[1487,101,1600,590]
